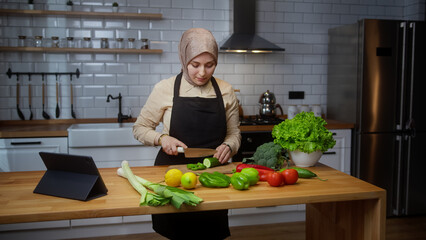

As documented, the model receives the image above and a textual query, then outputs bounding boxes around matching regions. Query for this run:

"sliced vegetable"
[203,157,221,168]
[187,162,206,171]
[199,172,230,188]
[230,172,250,190]
[240,168,259,186]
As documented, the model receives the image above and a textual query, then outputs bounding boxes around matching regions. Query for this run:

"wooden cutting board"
[167,162,238,174]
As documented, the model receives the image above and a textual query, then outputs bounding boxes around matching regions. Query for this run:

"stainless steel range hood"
[220,0,285,53]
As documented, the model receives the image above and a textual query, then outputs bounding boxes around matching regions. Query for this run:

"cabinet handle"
[11,141,42,145]
[323,151,336,155]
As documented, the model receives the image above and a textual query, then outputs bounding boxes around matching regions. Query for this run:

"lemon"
[165,169,183,187]
[181,172,197,189]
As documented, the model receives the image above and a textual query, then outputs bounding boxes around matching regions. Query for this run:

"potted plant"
[28,0,34,10]
[112,2,119,12]
[272,111,336,167]
[66,0,73,11]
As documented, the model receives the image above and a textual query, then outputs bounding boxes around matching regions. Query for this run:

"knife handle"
[177,147,184,153]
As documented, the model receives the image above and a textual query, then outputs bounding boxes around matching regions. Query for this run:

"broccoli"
[242,142,289,170]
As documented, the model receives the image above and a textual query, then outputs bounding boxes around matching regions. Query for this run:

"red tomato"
[281,169,299,185]
[267,172,284,187]
[259,171,272,181]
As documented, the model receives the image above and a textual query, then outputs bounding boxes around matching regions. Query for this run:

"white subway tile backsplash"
[255,64,274,74]
[117,74,139,85]
[235,64,255,74]
[128,63,150,74]
[0,0,422,120]
[295,3,313,13]
[94,74,117,85]
[182,9,203,20]
[214,0,230,10]
[285,13,304,23]
[105,63,127,74]
[83,85,106,96]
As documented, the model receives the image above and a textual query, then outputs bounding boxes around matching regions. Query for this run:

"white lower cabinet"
[68,145,160,168]
[0,137,68,172]
[319,129,352,174]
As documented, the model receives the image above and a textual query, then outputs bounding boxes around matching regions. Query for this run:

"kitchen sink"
[68,123,141,147]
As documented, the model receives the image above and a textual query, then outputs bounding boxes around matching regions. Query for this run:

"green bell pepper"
[231,172,250,190]
[199,172,230,188]
[240,168,259,186]
[187,162,206,171]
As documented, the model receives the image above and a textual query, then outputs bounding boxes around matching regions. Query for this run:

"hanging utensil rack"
[6,68,80,79]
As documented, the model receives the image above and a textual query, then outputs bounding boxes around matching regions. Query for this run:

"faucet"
[106,93,131,123]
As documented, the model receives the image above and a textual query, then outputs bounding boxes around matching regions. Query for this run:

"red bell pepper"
[235,163,274,172]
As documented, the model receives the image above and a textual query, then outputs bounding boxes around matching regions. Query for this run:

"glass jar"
[18,36,26,47]
[311,104,322,117]
[66,37,74,48]
[51,36,59,48]
[299,104,310,113]
[101,38,109,49]
[83,37,92,48]
[116,38,124,49]
[127,38,135,49]
[287,105,298,119]
[34,36,43,47]
[140,38,149,49]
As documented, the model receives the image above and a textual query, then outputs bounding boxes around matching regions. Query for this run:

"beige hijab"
[178,28,218,85]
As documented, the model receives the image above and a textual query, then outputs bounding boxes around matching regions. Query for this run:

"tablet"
[34,152,108,201]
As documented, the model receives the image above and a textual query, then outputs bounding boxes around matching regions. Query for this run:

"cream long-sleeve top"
[133,75,241,155]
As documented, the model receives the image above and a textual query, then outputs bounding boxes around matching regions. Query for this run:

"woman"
[133,28,241,239]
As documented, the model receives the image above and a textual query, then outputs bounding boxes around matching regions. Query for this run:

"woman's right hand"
[160,135,187,156]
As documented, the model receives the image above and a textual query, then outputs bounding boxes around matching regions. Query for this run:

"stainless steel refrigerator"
[327,19,426,217]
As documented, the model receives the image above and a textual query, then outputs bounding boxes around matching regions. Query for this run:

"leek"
[118,161,203,209]
[119,161,170,206]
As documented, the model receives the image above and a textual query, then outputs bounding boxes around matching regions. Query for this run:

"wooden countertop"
[0,118,354,138]
[0,163,384,225]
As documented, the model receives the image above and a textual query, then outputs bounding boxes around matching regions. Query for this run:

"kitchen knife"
[177,147,216,158]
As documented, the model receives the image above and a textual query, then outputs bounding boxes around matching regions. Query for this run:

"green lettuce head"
[272,112,336,153]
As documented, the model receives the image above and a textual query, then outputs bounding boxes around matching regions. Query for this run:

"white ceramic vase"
[290,150,323,167]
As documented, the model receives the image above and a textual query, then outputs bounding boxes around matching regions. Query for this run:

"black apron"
[152,72,230,240]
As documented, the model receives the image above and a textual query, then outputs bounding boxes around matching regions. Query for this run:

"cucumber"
[203,157,221,168]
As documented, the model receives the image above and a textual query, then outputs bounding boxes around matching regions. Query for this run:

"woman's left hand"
[214,144,232,164]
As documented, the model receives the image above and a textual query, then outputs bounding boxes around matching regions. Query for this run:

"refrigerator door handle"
[398,22,407,129]
[394,134,403,215]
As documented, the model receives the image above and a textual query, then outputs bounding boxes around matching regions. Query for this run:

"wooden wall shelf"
[0,9,162,19]
[0,47,163,54]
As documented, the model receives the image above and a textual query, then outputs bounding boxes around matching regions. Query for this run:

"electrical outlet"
[289,91,304,99]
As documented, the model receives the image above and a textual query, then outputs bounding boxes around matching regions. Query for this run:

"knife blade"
[177,147,216,158]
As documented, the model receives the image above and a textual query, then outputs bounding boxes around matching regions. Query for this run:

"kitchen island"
[0,163,385,240]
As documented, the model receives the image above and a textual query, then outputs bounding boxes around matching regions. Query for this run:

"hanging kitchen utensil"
[28,74,33,120]
[70,74,76,119]
[16,75,25,120]
[41,74,50,119]
[177,147,217,158]
[55,74,60,118]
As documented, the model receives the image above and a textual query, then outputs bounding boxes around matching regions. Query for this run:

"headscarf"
[178,28,218,84]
